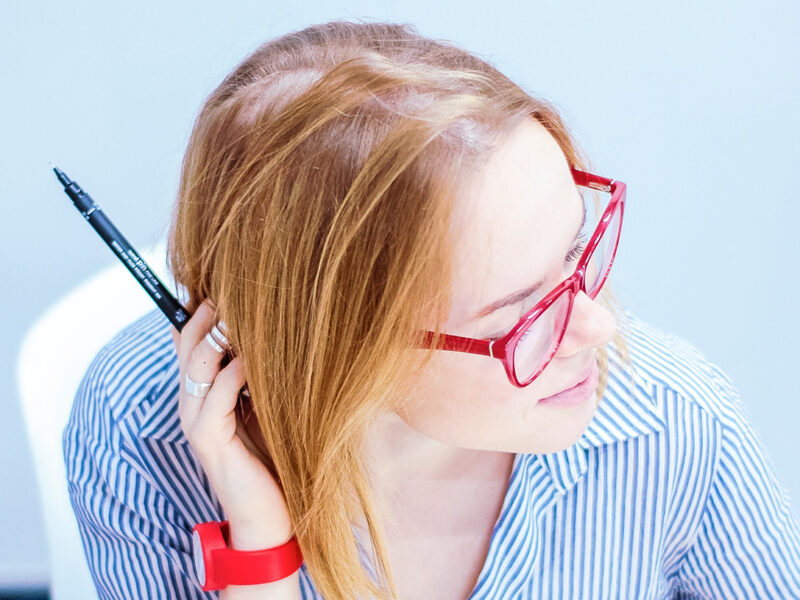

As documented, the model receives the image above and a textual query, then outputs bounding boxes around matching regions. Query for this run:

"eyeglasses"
[416,168,625,388]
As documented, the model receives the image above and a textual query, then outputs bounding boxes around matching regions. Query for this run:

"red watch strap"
[215,522,304,586]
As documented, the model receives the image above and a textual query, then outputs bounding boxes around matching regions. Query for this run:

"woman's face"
[396,118,618,456]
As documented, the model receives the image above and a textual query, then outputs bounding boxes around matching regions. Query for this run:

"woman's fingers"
[175,300,216,370]
[191,356,248,452]
[183,332,227,428]
[168,299,293,536]
[172,299,228,430]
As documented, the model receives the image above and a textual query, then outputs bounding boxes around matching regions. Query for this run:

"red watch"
[192,521,304,591]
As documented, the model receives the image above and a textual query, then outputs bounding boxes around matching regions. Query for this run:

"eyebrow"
[471,194,587,321]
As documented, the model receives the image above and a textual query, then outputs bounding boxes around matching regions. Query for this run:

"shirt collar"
[535,335,667,494]
[137,352,183,443]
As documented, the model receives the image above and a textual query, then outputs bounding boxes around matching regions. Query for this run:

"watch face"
[192,529,206,586]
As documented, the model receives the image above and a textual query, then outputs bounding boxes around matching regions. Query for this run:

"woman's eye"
[485,235,589,342]
[565,235,587,263]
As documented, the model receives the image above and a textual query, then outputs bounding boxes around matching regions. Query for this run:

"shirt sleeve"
[671,363,800,598]
[63,358,214,599]
[63,344,323,599]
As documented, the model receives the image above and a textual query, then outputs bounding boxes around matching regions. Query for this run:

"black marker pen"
[51,164,191,331]
[52,164,251,398]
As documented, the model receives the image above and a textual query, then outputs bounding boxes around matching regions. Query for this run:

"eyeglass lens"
[512,186,621,383]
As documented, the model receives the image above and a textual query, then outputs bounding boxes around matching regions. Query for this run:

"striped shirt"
[63,307,800,599]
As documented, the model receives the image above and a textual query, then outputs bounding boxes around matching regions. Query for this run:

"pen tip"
[51,163,71,186]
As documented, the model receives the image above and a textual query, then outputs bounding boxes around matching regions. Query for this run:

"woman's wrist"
[226,515,295,551]
[218,518,302,600]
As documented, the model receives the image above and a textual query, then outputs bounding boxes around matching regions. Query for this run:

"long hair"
[167,19,631,600]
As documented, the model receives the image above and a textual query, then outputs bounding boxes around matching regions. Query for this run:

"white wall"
[3,0,798,588]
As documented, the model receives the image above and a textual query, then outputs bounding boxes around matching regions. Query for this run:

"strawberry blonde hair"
[167,19,630,599]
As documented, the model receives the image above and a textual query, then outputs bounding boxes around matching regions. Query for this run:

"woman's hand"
[170,299,293,548]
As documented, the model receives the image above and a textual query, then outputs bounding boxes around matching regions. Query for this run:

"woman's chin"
[520,388,600,454]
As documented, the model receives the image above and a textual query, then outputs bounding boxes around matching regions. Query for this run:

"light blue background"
[2,0,798,590]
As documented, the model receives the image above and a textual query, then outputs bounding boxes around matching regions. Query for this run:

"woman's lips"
[537,361,599,407]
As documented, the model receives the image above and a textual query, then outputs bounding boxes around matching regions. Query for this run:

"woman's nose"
[555,290,617,358]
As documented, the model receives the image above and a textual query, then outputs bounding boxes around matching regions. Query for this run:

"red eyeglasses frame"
[415,168,626,388]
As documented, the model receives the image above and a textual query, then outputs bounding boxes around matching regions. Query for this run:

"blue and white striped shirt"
[64,308,800,599]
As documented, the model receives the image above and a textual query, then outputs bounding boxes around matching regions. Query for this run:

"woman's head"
[394,117,618,460]
[168,19,628,600]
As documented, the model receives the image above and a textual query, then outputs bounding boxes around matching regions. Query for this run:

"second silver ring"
[204,331,225,353]
[185,373,213,398]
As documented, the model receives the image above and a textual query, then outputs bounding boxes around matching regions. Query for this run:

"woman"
[64,19,800,599]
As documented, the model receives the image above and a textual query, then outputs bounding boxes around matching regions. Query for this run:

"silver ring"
[185,373,213,398]
[217,319,230,337]
[209,322,229,349]
[204,331,225,353]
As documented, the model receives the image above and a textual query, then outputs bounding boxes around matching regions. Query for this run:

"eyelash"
[566,235,587,263]
[485,235,588,341]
